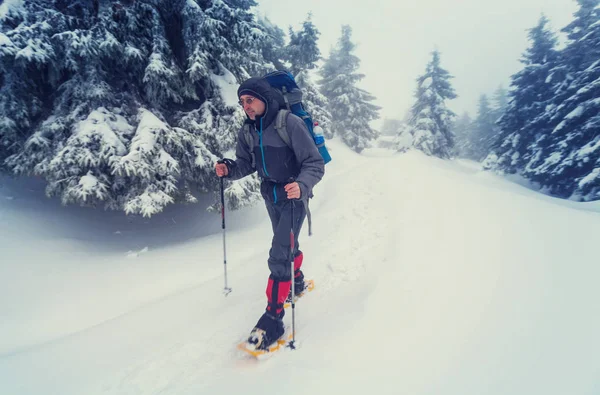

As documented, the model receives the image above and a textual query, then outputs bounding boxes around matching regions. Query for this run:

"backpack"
[242,70,332,167]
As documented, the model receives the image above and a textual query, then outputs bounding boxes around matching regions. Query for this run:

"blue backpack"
[262,70,332,164]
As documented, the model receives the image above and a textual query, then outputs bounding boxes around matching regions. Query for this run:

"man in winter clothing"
[215,77,324,349]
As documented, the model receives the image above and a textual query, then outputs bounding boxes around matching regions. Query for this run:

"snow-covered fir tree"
[381,112,411,150]
[522,1,600,200]
[470,94,499,161]
[296,70,334,138]
[318,25,380,152]
[256,14,286,71]
[284,13,320,77]
[403,50,457,159]
[452,112,476,159]
[393,122,414,152]
[285,14,333,138]
[454,89,505,161]
[366,117,401,149]
[483,15,559,174]
[0,0,280,215]
[380,118,404,136]
[492,85,509,122]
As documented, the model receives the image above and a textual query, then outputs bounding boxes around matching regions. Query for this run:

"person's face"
[239,95,265,120]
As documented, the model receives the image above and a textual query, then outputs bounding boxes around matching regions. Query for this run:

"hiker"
[215,77,325,349]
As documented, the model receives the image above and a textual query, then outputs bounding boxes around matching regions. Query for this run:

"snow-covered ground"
[1,139,599,395]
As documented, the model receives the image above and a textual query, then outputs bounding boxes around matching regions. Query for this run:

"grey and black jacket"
[225,78,325,204]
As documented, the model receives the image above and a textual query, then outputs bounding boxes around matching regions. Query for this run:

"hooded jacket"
[226,77,324,203]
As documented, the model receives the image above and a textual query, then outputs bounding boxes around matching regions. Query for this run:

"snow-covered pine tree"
[256,14,286,71]
[284,13,320,77]
[492,85,509,122]
[0,0,65,169]
[1,0,277,215]
[296,70,334,138]
[470,94,498,161]
[380,118,404,136]
[523,1,600,200]
[452,112,476,159]
[393,121,413,153]
[285,14,333,138]
[483,15,559,174]
[404,50,457,159]
[318,25,380,152]
[481,85,508,163]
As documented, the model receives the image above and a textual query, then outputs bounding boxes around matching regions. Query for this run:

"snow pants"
[264,199,306,316]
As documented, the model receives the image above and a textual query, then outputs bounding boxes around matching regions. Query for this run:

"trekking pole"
[219,170,232,296]
[288,200,297,349]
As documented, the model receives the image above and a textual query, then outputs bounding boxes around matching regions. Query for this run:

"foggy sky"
[256,0,578,126]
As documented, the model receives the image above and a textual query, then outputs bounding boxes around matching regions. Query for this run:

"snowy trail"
[86,151,402,394]
[1,144,600,395]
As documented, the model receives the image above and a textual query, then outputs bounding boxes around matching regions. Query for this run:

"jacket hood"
[238,77,285,129]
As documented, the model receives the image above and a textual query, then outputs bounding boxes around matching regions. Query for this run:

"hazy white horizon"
[256,0,578,123]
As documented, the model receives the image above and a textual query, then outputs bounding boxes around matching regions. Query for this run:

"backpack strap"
[243,124,256,169]
[303,199,312,236]
[274,109,292,149]
[281,86,291,111]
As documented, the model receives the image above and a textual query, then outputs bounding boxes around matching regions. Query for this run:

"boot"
[246,312,285,351]
[286,269,305,302]
[290,251,305,296]
[246,276,291,350]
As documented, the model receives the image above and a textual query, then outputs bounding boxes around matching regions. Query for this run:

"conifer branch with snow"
[0,0,284,215]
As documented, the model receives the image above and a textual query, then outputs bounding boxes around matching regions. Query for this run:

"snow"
[75,107,130,157]
[145,52,176,80]
[393,128,414,151]
[211,65,243,107]
[193,137,216,168]
[15,38,52,64]
[552,119,567,134]
[585,59,600,72]
[1,139,600,395]
[0,32,14,47]
[0,0,23,20]
[99,32,121,53]
[130,110,164,155]
[186,0,201,11]
[575,76,600,97]
[576,136,600,159]
[565,104,584,120]
[421,76,432,89]
[532,151,562,174]
[78,172,100,197]
[124,189,175,218]
[124,45,143,61]
[578,167,599,188]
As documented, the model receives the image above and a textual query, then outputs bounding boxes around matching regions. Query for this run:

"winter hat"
[237,77,285,125]
[237,77,270,103]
